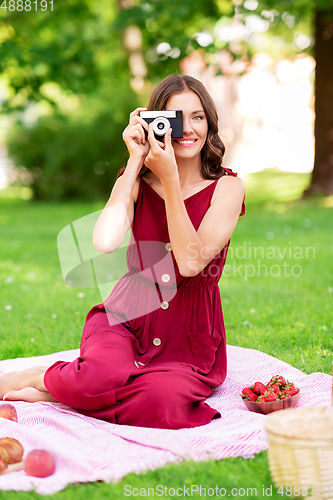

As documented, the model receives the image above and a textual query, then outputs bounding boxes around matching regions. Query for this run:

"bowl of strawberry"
[241,375,300,415]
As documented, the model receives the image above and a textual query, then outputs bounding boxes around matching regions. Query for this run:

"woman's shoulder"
[212,170,245,204]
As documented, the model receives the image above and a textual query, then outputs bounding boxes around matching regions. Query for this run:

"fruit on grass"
[0,438,24,464]
[24,450,56,478]
[253,382,267,395]
[0,404,18,422]
[0,456,7,473]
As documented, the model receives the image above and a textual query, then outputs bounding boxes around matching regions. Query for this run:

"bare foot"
[0,365,49,399]
[3,387,57,403]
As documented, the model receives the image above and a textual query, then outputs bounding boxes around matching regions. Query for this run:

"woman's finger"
[126,123,146,144]
[124,128,142,145]
[130,115,149,132]
[129,107,147,119]
[164,128,173,150]
[147,122,158,150]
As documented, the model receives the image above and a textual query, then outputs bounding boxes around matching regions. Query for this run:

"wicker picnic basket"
[264,406,333,499]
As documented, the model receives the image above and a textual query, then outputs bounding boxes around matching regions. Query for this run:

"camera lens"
[152,117,170,136]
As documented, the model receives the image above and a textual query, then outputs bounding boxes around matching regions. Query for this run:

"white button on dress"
[162,274,170,283]
[160,301,169,310]
[153,337,162,346]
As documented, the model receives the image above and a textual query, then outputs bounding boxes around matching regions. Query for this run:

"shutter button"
[160,301,169,310]
[162,274,170,283]
[153,337,161,346]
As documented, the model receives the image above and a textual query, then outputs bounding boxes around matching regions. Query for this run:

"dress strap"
[116,168,125,180]
[223,167,237,177]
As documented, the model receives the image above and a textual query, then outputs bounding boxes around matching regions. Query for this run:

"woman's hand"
[122,108,150,160]
[144,123,178,182]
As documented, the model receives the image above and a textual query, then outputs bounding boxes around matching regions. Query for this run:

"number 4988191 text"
[1,0,53,11]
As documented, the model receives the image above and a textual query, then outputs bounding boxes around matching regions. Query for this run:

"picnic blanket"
[0,345,331,495]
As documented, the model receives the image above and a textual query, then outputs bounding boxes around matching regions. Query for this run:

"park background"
[0,0,333,498]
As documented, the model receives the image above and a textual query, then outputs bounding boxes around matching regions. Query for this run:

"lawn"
[0,168,332,499]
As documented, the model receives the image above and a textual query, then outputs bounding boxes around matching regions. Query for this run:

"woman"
[0,74,245,429]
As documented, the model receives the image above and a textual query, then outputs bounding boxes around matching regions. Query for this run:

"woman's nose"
[182,118,194,135]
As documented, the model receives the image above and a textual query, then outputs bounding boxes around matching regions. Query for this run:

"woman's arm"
[162,175,245,277]
[144,124,245,277]
[92,159,142,253]
[93,108,149,253]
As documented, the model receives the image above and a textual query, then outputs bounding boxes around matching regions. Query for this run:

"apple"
[0,438,24,464]
[0,404,17,422]
[0,456,7,473]
[24,450,56,478]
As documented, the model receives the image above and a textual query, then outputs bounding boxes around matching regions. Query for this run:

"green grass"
[0,168,333,499]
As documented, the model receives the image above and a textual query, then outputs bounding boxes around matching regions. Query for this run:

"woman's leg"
[81,370,221,429]
[1,333,135,406]
[44,332,135,410]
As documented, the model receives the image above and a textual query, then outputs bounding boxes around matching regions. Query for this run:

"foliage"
[6,80,137,200]
[0,0,123,112]
[2,0,333,199]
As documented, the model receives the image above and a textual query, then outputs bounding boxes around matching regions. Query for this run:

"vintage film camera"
[139,110,183,142]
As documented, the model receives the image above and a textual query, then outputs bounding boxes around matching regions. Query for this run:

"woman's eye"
[192,115,204,121]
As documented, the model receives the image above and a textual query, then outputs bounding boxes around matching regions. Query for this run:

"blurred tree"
[246,1,333,196]
[116,0,333,196]
[1,0,140,199]
[1,0,333,197]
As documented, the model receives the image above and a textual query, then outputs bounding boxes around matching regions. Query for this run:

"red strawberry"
[256,395,266,402]
[265,391,277,402]
[242,387,254,396]
[283,389,294,398]
[289,386,299,397]
[247,391,258,402]
[241,389,258,402]
[283,382,299,396]
[269,375,287,388]
[270,383,282,395]
[253,382,267,395]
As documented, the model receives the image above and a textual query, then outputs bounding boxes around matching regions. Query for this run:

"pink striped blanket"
[0,345,331,494]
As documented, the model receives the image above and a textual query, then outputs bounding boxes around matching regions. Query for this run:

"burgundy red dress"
[44,167,245,429]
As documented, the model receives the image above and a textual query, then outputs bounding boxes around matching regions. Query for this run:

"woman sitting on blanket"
[0,74,245,429]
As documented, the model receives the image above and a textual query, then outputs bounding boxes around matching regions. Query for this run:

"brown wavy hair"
[119,74,229,180]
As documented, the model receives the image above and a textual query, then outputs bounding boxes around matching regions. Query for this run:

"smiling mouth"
[174,139,198,146]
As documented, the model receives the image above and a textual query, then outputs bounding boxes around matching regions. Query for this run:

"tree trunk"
[303,8,333,197]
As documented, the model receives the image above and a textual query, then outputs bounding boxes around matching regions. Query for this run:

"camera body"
[139,110,183,142]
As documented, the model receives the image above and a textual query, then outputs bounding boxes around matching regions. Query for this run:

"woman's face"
[165,90,208,164]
